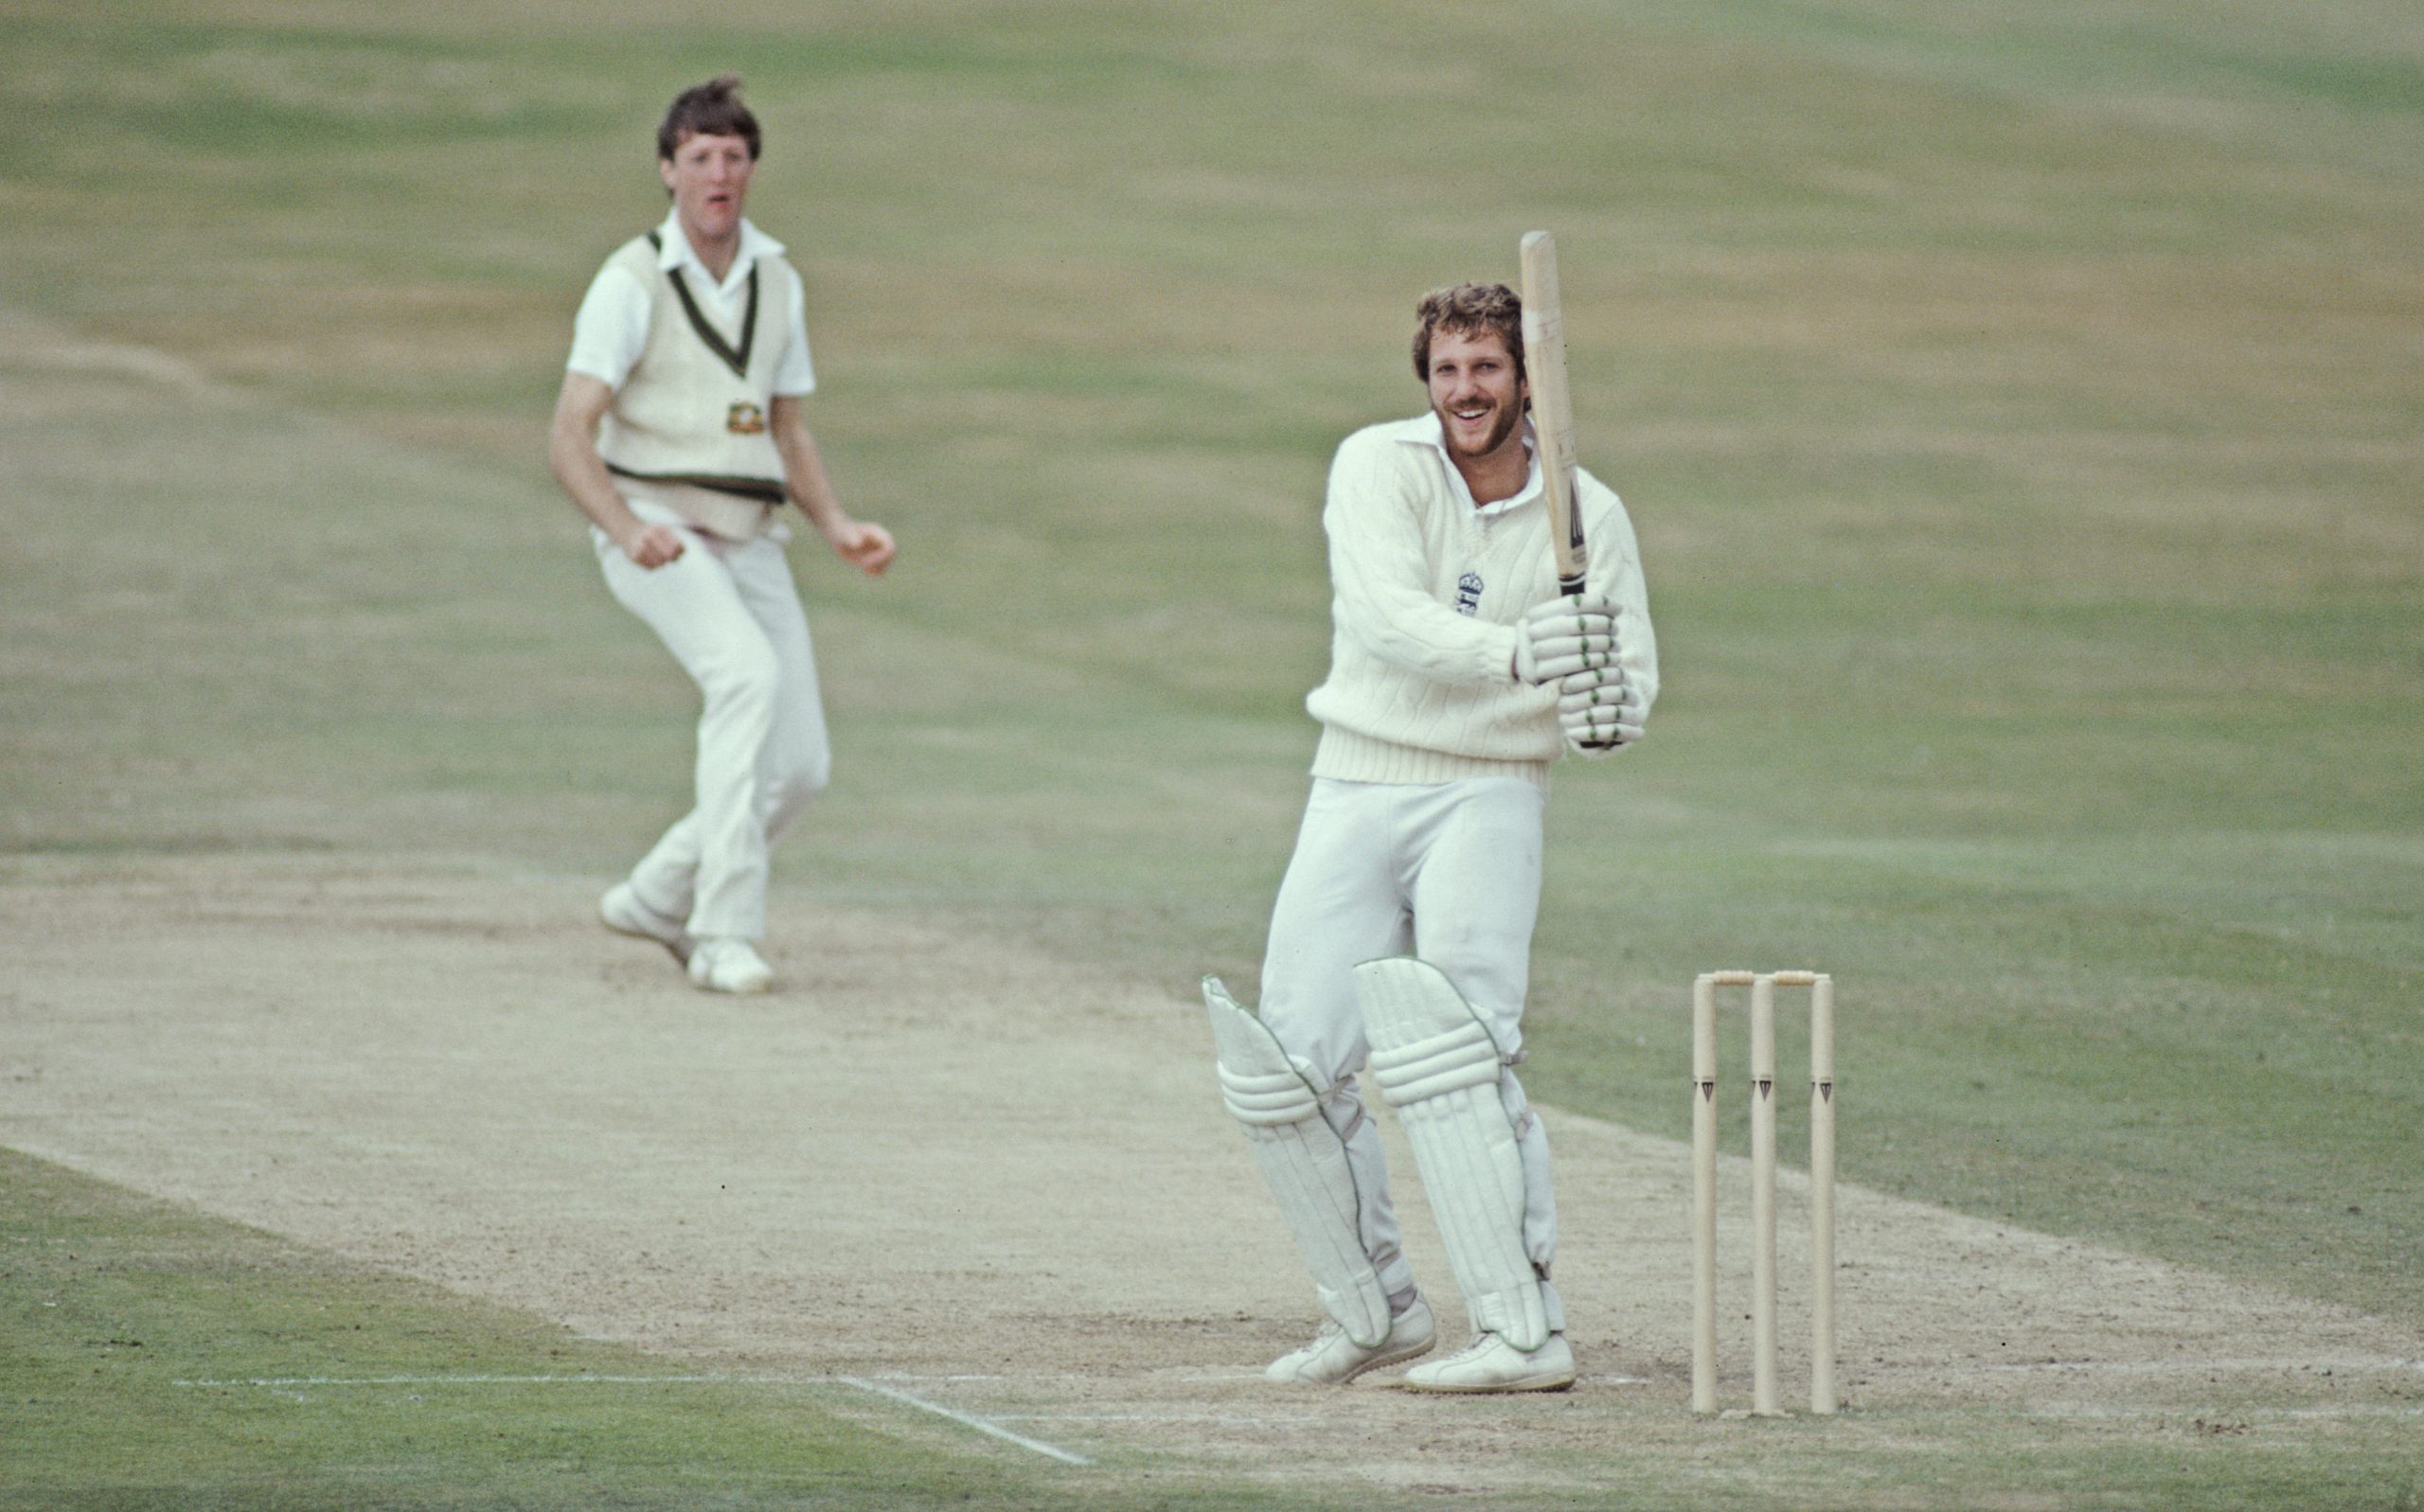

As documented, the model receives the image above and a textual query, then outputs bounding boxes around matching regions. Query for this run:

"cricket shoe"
[1266,1296,1436,1385]
[599,882,692,966]
[687,936,775,995]
[1400,1330,1576,1394]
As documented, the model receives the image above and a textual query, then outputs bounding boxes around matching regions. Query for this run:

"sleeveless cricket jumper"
[1257,412,1658,1304]
[596,228,799,542]
[573,215,830,943]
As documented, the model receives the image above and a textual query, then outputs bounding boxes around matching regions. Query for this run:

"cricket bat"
[1519,230,1587,596]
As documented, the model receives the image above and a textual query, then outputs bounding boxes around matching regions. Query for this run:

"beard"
[1436,397,1524,461]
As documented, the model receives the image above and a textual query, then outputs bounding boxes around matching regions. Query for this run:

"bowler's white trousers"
[1257,774,1558,1303]
[595,499,830,941]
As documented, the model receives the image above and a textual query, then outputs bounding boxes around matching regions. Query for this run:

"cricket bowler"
[547,76,895,994]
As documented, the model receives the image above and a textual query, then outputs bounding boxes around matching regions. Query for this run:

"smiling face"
[1425,326,1530,465]
[658,130,757,254]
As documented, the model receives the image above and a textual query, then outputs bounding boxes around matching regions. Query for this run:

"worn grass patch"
[2,1148,1387,1511]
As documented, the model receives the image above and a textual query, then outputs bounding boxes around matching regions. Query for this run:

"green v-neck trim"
[648,230,758,381]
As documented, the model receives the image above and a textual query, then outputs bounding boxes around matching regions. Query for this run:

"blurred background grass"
[2,0,2417,1338]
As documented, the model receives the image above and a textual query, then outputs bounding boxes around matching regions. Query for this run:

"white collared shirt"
[1412,410,1544,521]
[566,210,815,395]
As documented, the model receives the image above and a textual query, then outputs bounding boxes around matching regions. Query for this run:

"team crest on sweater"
[1454,571,1484,616]
[725,402,767,436]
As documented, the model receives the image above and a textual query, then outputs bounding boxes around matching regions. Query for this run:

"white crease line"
[836,1376,1092,1466]
[873,1371,1253,1383]
[884,1370,1652,1388]
[992,1413,1292,1426]
[988,1374,1655,1423]
[176,1374,740,1387]
[176,1372,1093,1467]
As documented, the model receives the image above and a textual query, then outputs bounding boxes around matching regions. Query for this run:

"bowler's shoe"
[599,882,692,966]
[687,936,775,995]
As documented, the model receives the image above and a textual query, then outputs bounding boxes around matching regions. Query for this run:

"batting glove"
[1515,595,1623,685]
[1559,674,1646,756]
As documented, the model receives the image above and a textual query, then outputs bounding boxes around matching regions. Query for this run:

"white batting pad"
[1203,976,1392,1348]
[1355,957,1551,1352]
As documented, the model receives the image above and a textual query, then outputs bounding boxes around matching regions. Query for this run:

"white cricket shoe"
[1401,1330,1576,1394]
[1265,1297,1436,1385]
[599,883,693,966]
[687,936,774,995]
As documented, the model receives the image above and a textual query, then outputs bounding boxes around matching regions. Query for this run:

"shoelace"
[1276,1320,1345,1360]
[1435,1335,1506,1365]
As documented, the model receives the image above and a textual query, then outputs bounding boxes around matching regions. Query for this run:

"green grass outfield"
[3,0,2419,1505]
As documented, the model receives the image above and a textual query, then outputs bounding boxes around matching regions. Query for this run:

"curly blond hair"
[1411,282,1524,382]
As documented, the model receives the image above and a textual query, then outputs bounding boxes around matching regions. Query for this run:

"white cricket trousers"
[1257,775,1557,1302]
[595,502,830,941]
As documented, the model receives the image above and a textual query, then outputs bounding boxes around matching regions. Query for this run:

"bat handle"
[1558,574,1587,598]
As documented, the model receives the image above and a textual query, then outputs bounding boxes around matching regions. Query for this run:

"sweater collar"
[653,209,784,301]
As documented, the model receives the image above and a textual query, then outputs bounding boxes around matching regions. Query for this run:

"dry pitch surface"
[6,856,2417,1494]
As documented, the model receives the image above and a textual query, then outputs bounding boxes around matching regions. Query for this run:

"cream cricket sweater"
[1306,414,1659,789]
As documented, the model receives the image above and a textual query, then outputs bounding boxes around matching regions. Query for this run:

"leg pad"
[1204,976,1391,1348]
[1357,957,1550,1352]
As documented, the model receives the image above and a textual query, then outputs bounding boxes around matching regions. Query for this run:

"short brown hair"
[658,75,761,161]
[1411,282,1524,383]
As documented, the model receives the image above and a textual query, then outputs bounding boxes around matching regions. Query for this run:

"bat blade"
[1519,230,1586,596]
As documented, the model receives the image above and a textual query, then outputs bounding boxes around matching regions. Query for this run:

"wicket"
[1691,969,1836,1416]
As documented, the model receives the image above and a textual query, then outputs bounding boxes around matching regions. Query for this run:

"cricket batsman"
[1204,281,1656,1391]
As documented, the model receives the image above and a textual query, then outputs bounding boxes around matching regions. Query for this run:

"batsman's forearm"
[1336,577,1524,687]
